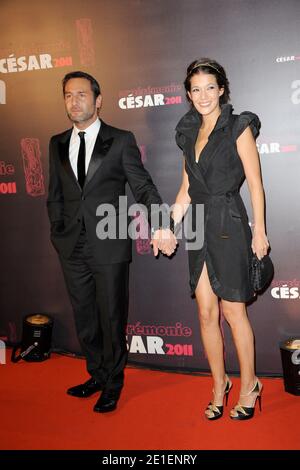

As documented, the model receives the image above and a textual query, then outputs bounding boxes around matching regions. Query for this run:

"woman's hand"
[251,228,269,260]
[151,229,178,257]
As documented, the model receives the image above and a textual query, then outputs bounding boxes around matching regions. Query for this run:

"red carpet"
[0,353,299,450]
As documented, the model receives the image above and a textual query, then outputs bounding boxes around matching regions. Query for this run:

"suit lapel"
[58,122,114,192]
[198,131,223,175]
[176,104,233,188]
[84,121,114,189]
[199,105,233,175]
[184,137,210,191]
[58,129,82,190]
[176,107,209,191]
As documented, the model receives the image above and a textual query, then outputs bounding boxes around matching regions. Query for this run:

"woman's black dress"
[175,103,260,302]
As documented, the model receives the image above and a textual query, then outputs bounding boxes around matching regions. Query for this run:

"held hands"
[150,228,178,257]
[251,228,270,260]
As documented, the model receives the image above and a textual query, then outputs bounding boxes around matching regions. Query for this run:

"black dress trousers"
[59,225,129,391]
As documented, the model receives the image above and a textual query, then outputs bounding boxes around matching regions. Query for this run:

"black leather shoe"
[67,378,103,398]
[93,388,122,413]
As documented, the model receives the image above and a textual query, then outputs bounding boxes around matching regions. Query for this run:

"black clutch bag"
[250,254,274,292]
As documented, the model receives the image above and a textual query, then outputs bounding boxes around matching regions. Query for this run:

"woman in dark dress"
[172,59,269,420]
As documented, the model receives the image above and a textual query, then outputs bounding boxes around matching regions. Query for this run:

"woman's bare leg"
[221,299,258,407]
[195,263,227,404]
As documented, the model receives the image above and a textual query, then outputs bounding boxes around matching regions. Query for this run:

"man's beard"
[67,109,95,124]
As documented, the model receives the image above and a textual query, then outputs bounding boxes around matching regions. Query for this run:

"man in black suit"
[47,71,176,413]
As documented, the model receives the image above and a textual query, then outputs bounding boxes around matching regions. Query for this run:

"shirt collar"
[74,117,101,138]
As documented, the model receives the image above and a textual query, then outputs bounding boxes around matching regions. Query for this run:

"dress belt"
[195,189,239,204]
[194,189,240,239]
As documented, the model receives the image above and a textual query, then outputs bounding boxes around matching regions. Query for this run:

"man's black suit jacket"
[47,120,164,264]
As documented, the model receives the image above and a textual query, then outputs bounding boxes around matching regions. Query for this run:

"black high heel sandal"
[230,378,263,420]
[205,375,233,421]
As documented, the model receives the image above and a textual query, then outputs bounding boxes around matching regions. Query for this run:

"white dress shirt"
[69,118,101,179]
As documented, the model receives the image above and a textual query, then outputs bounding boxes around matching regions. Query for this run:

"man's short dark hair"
[62,71,101,100]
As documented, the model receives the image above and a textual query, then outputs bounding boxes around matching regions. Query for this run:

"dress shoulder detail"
[233,111,260,140]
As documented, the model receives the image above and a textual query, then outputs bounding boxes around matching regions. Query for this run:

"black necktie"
[77,131,86,189]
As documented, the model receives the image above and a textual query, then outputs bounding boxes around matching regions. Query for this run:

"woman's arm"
[237,127,269,259]
[152,158,190,256]
[171,158,191,225]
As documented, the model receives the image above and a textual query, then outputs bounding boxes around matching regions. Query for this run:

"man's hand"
[150,228,178,257]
